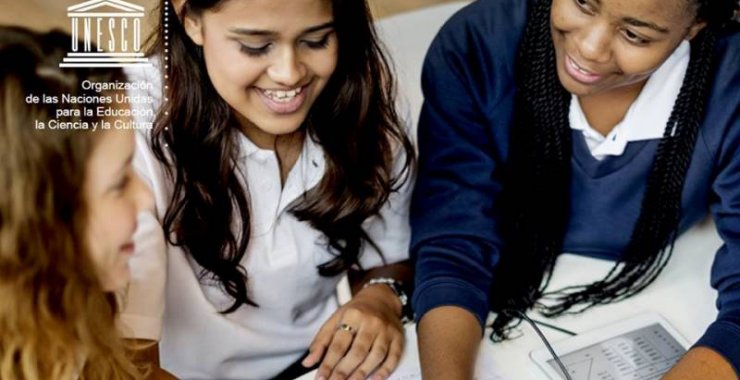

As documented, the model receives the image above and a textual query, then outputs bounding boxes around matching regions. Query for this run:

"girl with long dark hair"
[119,0,415,379]
[411,0,739,378]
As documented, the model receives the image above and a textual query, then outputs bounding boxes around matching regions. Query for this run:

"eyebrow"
[622,17,670,34]
[228,21,335,37]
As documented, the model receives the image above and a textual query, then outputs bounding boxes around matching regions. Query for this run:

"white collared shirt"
[120,65,413,379]
[569,41,690,160]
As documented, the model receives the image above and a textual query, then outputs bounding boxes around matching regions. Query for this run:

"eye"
[574,0,595,14]
[113,173,131,194]
[239,43,271,57]
[301,32,332,50]
[622,29,650,45]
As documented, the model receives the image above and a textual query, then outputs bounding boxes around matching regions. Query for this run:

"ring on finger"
[337,323,357,336]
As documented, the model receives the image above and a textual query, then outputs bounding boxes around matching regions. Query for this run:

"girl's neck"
[237,118,305,186]
[578,79,647,137]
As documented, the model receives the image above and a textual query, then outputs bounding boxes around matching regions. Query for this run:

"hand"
[302,284,405,380]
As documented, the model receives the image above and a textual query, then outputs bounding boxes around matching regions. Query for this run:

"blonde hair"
[0,27,142,380]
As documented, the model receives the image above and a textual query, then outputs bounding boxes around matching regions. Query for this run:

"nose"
[132,172,154,212]
[267,47,306,87]
[576,23,612,64]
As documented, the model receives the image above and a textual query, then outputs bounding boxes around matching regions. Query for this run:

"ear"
[183,12,205,46]
[685,19,707,41]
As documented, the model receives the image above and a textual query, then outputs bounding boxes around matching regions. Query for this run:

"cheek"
[85,222,106,267]
[550,0,581,34]
[614,45,674,78]
[312,47,338,79]
[89,202,138,249]
[202,38,263,94]
[86,203,136,290]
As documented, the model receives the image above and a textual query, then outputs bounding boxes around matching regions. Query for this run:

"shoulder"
[421,0,532,127]
[709,25,740,94]
[428,0,531,63]
[700,26,739,156]
[707,23,740,125]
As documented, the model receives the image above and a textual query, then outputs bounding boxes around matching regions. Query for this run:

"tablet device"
[529,312,689,380]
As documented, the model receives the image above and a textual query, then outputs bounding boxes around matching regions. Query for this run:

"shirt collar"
[569,40,690,158]
[236,129,268,160]
[235,128,326,190]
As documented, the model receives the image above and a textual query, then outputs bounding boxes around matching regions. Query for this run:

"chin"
[556,68,584,95]
[259,118,307,136]
[108,278,129,292]
[101,270,130,292]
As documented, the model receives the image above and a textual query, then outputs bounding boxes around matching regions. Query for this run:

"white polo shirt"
[120,65,413,379]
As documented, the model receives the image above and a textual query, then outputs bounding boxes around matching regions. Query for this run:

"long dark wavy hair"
[147,0,415,313]
[489,0,739,338]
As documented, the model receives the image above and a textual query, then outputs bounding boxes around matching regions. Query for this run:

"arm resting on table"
[663,347,737,380]
[417,306,482,380]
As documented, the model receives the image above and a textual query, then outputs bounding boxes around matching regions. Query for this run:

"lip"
[120,242,135,256]
[564,55,604,84]
[255,81,311,115]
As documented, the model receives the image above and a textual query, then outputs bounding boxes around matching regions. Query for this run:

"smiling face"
[183,0,338,148]
[84,127,152,292]
[550,0,705,97]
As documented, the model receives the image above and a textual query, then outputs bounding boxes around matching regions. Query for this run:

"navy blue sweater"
[411,0,740,371]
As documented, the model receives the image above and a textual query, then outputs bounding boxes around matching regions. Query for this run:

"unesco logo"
[60,0,151,68]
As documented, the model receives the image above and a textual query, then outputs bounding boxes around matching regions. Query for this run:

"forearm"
[418,306,482,380]
[663,347,738,380]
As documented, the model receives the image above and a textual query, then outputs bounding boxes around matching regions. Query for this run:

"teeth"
[262,87,303,102]
[570,59,593,75]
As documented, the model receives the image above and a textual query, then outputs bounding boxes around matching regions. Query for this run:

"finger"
[315,326,355,380]
[328,324,379,380]
[369,336,403,380]
[347,335,389,380]
[303,325,335,367]
[303,313,342,367]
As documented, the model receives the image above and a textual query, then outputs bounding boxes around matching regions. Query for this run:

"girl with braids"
[119,0,415,379]
[411,0,739,378]
[0,27,153,380]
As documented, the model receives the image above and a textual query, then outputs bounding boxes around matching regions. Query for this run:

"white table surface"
[299,2,723,378]
[297,218,721,380]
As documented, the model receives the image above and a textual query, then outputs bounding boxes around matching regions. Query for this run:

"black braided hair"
[489,0,738,340]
